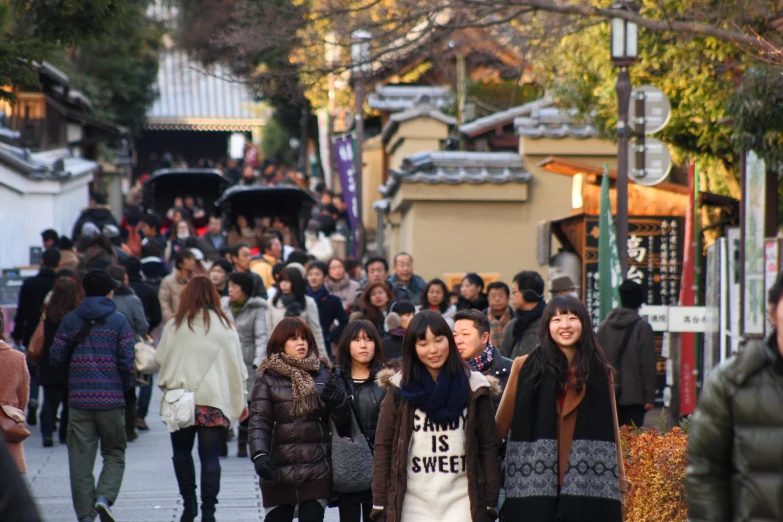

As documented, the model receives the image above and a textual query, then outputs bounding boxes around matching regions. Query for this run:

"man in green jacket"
[685,271,783,522]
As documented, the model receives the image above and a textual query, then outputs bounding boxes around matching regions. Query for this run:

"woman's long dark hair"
[531,295,610,392]
[47,277,82,323]
[174,276,231,332]
[359,282,393,330]
[401,311,468,386]
[272,266,307,308]
[336,320,385,374]
[420,278,450,314]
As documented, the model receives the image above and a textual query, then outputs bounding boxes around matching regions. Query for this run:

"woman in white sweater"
[155,276,248,522]
[266,266,326,356]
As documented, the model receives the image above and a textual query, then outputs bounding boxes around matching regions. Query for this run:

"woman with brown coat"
[495,296,629,522]
[0,313,30,474]
[248,317,351,522]
[371,310,500,522]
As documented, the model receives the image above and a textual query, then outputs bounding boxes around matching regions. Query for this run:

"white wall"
[0,163,93,268]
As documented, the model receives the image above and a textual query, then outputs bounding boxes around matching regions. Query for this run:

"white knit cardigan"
[155,310,248,423]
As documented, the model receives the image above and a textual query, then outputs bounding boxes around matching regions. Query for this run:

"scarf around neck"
[504,347,621,522]
[257,352,323,416]
[401,367,467,425]
[307,285,329,303]
[467,344,495,373]
[512,300,546,344]
[230,298,247,318]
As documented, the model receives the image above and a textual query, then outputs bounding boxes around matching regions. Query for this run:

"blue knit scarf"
[306,285,329,302]
[401,367,467,424]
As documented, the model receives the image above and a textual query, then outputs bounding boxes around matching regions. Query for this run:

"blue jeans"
[137,375,153,419]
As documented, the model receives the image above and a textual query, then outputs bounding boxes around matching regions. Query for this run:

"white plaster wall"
[0,164,92,268]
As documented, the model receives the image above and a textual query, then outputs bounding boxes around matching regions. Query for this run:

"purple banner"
[333,135,359,253]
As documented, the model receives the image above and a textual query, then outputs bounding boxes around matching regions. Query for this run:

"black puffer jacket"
[248,362,351,507]
[333,366,389,446]
[685,335,783,522]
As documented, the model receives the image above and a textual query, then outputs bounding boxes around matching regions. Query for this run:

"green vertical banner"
[599,167,622,322]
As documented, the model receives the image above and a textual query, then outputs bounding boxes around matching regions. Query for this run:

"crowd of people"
[3,180,781,522]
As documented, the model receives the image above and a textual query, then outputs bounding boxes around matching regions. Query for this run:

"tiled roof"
[380,103,457,144]
[459,96,553,137]
[0,144,98,179]
[514,107,600,139]
[147,51,268,131]
[368,85,453,112]
[380,151,531,196]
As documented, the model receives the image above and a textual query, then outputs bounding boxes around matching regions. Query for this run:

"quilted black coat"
[248,361,350,507]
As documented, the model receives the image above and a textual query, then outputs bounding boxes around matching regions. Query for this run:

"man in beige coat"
[159,249,195,321]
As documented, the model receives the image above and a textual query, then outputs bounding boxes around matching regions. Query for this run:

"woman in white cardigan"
[155,276,247,522]
[266,266,326,356]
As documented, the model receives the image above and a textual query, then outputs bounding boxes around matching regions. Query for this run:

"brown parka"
[371,368,501,522]
[248,361,351,507]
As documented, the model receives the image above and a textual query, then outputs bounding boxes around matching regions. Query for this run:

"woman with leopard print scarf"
[248,317,351,522]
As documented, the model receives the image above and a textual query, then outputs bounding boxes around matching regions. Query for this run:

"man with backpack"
[50,269,136,522]
[597,279,657,427]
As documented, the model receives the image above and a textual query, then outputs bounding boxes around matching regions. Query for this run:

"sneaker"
[94,497,115,522]
[135,418,149,431]
[42,438,53,448]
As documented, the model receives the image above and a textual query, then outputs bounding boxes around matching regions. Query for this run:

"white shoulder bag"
[161,344,222,433]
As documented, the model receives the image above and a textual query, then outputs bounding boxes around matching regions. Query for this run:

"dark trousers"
[41,385,69,442]
[27,361,40,404]
[124,389,137,437]
[170,426,222,515]
[337,490,372,522]
[265,500,325,522]
[137,375,153,419]
[617,404,647,428]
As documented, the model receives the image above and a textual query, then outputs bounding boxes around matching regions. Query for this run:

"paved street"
[24,385,340,522]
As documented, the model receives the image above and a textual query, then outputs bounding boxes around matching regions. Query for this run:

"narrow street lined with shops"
[23,386,339,522]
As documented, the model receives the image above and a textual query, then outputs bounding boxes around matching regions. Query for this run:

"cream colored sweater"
[155,310,248,423]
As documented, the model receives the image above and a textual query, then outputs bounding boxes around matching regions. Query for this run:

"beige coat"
[266,295,326,357]
[158,270,190,321]
[0,342,29,473]
[324,275,361,312]
[155,311,248,422]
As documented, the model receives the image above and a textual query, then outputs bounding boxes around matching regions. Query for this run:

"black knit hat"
[390,300,416,316]
[619,279,645,309]
[83,269,121,297]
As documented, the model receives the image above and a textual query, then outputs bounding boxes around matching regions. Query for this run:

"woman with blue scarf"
[306,261,348,359]
[371,310,501,522]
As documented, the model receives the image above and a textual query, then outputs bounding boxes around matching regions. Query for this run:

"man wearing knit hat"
[597,279,657,428]
[50,269,136,522]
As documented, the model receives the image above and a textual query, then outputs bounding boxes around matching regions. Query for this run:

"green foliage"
[12,0,130,45]
[726,65,783,169]
[0,0,160,135]
[545,21,744,167]
[261,115,295,164]
[64,1,163,134]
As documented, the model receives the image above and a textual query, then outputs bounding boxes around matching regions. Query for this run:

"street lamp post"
[351,30,371,256]
[610,1,639,276]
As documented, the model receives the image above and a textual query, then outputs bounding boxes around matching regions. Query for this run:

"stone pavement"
[24,385,341,522]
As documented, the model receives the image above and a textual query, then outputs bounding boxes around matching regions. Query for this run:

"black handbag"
[331,378,374,493]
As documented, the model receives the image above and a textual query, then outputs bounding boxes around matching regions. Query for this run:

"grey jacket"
[499,315,542,359]
[221,296,268,396]
[113,286,149,338]
[685,336,783,522]
[597,307,657,406]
